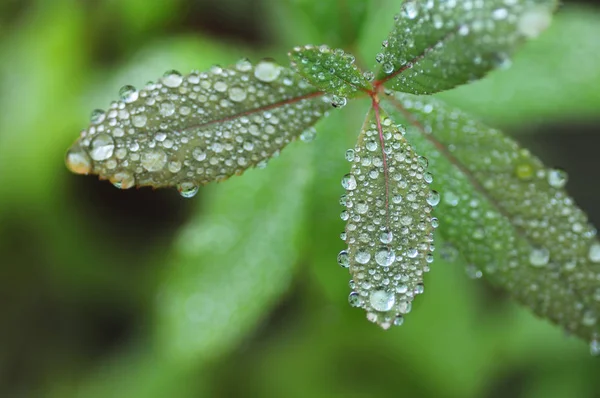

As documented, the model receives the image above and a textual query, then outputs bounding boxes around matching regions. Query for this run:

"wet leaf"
[383,92,600,346]
[65,60,330,194]
[340,107,436,329]
[375,0,558,94]
[289,45,371,99]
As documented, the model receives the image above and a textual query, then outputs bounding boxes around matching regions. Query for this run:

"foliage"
[2,0,600,397]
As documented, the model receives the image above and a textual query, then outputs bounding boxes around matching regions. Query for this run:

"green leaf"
[438,6,600,127]
[155,140,314,362]
[375,0,558,94]
[65,60,330,195]
[289,45,371,99]
[340,106,436,329]
[383,92,600,346]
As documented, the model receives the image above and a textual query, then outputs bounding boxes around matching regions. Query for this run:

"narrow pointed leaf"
[376,0,557,94]
[289,45,372,99]
[65,60,330,192]
[383,92,600,345]
[341,107,436,329]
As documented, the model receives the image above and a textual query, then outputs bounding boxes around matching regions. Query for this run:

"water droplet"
[515,163,534,180]
[337,250,350,268]
[300,127,317,142]
[132,114,147,128]
[444,191,460,206]
[369,289,395,312]
[375,247,396,267]
[345,149,355,162]
[492,8,508,20]
[547,168,568,188]
[193,148,207,162]
[141,149,167,172]
[355,201,369,214]
[90,109,106,124]
[89,134,115,161]
[254,61,281,82]
[235,58,253,72]
[426,190,440,206]
[588,242,600,263]
[177,182,199,198]
[65,146,92,175]
[582,310,597,326]
[403,1,418,19]
[465,264,483,279]
[160,102,176,117]
[341,174,357,190]
[379,229,393,244]
[363,71,375,81]
[518,7,552,39]
[119,85,139,103]
[162,70,183,88]
[529,247,550,267]
[331,95,347,108]
[348,292,362,307]
[228,86,247,102]
[110,171,135,189]
[355,249,371,264]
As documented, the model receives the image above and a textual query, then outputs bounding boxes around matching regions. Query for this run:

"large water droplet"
[588,242,600,263]
[254,61,281,82]
[529,247,550,267]
[141,149,168,172]
[119,85,139,103]
[110,171,135,189]
[375,247,396,267]
[89,134,115,161]
[341,174,357,190]
[65,146,92,175]
[547,168,568,188]
[369,289,395,312]
[348,292,362,307]
[337,250,350,268]
[177,182,199,198]
[518,7,552,38]
[162,70,183,88]
[426,190,440,206]
[355,249,371,264]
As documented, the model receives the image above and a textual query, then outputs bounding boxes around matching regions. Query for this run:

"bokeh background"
[1,0,600,397]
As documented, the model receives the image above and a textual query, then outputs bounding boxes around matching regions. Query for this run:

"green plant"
[65,0,600,354]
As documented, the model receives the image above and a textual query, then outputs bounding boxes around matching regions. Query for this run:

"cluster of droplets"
[375,0,554,94]
[392,92,600,353]
[289,44,373,106]
[65,60,331,196]
[338,112,437,329]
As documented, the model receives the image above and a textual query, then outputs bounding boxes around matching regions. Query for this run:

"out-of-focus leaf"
[383,92,600,345]
[65,60,329,194]
[375,0,557,94]
[265,0,370,50]
[340,107,435,328]
[438,6,600,126]
[289,45,371,98]
[155,140,315,362]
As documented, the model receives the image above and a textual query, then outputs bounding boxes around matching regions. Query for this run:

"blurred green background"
[1,0,599,397]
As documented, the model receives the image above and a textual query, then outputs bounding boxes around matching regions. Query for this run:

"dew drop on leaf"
[89,134,115,161]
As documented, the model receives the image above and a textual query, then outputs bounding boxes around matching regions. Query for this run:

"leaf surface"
[341,107,436,329]
[376,0,557,94]
[289,45,371,99]
[383,92,600,344]
[65,60,329,193]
